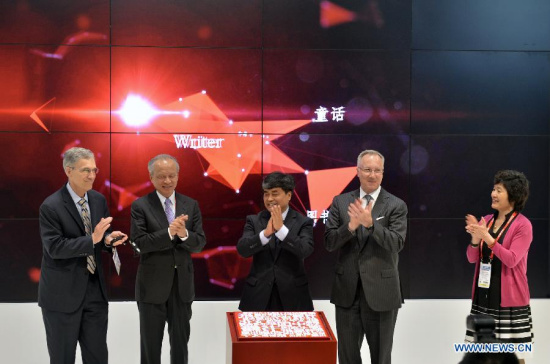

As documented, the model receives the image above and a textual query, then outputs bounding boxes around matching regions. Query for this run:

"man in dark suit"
[131,154,206,364]
[39,147,127,364]
[324,149,407,364]
[237,172,314,311]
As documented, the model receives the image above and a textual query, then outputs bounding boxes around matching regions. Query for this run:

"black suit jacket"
[237,208,314,311]
[38,185,111,313]
[324,188,407,311]
[131,191,206,304]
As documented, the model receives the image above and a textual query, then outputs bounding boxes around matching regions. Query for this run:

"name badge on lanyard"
[476,211,518,289]
[478,262,492,288]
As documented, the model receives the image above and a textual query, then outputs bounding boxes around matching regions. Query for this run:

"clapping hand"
[347,198,374,230]
[169,215,189,238]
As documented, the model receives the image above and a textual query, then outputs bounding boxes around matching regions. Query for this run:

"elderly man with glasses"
[38,147,127,364]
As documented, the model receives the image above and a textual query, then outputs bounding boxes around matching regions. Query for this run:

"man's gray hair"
[357,149,385,166]
[148,154,180,176]
[63,147,95,170]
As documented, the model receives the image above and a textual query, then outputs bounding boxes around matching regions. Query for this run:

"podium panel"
[226,311,337,364]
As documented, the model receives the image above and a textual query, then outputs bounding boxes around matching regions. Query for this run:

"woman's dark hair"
[493,170,529,212]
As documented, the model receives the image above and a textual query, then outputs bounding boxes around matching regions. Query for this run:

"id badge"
[478,262,491,288]
[112,247,121,275]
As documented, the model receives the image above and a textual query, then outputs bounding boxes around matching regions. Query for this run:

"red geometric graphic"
[306,167,357,219]
[320,1,385,29]
[29,97,56,132]
[320,1,357,28]
[192,246,252,290]
[104,180,153,211]
[114,92,310,192]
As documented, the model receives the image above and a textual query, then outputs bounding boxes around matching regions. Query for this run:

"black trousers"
[335,282,398,364]
[266,283,284,311]
[138,271,192,364]
[41,272,108,364]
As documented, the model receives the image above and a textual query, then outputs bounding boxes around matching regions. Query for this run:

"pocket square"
[376,216,385,221]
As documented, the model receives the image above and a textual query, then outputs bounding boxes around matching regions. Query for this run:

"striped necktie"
[78,198,96,274]
[165,198,175,223]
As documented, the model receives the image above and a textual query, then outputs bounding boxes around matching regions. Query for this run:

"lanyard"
[480,211,518,261]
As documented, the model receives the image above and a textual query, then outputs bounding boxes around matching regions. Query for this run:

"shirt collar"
[66,182,88,205]
[360,186,381,203]
[282,207,290,220]
[156,191,176,207]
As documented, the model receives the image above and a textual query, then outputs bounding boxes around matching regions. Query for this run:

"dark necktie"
[78,198,96,274]
[364,194,373,206]
[359,195,373,245]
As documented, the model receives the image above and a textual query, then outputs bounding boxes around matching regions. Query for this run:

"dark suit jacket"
[237,208,314,311]
[324,188,407,311]
[131,191,206,304]
[38,185,111,313]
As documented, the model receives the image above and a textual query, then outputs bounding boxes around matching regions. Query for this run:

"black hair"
[261,172,295,194]
[493,170,529,212]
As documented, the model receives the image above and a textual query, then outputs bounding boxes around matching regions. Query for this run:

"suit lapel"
[147,192,170,229]
[283,208,297,232]
[87,193,104,255]
[347,190,365,249]
[371,188,388,222]
[359,188,388,252]
[273,208,297,260]
[61,186,86,235]
[175,193,188,217]
[88,193,102,227]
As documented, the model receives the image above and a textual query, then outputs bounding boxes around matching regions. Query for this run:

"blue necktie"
[165,198,175,223]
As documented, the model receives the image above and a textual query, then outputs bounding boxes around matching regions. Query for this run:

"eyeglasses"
[70,167,99,175]
[358,167,384,175]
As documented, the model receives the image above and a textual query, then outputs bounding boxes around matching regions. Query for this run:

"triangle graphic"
[306,167,357,221]
[320,1,357,28]
[29,97,56,132]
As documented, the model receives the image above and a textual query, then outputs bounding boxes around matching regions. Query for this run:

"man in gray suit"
[324,149,407,364]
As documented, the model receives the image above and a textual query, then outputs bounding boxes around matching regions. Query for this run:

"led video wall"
[0,0,548,301]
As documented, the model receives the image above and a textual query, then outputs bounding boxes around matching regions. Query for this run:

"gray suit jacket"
[324,188,407,311]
